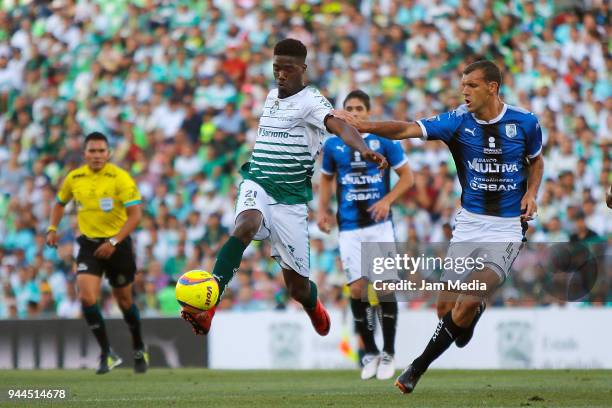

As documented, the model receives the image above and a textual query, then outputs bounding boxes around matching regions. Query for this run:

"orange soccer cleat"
[305,300,331,336]
[180,306,217,335]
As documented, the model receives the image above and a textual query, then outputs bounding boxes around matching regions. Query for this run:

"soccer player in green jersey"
[180,38,387,336]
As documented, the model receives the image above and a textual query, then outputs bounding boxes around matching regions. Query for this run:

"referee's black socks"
[412,311,466,374]
[82,304,111,355]
[121,303,144,350]
[350,298,379,355]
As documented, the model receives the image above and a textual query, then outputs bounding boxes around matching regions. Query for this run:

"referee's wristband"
[47,225,57,233]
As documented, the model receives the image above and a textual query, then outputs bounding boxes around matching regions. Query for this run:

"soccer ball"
[175,270,219,313]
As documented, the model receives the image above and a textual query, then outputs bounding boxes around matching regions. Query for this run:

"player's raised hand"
[368,198,391,222]
[316,210,333,234]
[361,149,388,170]
[331,109,361,130]
[520,192,537,221]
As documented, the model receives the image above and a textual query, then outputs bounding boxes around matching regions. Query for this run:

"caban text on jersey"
[345,191,382,201]
[470,180,518,191]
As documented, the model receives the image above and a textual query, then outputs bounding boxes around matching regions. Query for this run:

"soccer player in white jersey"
[180,39,387,336]
[318,90,413,380]
[334,60,544,393]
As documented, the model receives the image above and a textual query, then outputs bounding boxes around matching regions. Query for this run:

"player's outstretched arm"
[520,154,544,221]
[331,110,423,140]
[325,115,388,169]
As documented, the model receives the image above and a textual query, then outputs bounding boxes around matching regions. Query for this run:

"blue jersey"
[417,104,542,217]
[321,134,407,231]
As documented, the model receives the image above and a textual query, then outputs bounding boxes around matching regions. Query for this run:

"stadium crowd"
[0,0,610,319]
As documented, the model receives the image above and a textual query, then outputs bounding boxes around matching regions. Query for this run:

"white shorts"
[442,208,525,282]
[338,221,397,284]
[234,179,309,277]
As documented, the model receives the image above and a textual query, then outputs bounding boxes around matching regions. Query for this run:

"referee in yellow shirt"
[46,132,147,374]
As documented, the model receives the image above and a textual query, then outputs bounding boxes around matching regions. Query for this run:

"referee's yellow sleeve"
[116,171,142,207]
[56,174,73,205]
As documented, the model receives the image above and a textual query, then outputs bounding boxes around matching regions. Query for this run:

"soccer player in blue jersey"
[334,60,544,393]
[317,90,413,380]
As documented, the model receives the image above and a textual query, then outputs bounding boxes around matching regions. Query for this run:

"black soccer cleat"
[96,349,123,375]
[134,346,149,374]
[395,364,422,394]
[455,301,486,348]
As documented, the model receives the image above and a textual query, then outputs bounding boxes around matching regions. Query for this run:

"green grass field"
[0,369,610,407]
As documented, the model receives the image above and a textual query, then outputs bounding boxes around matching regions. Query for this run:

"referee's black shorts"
[75,235,137,288]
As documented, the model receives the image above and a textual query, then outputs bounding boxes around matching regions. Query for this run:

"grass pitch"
[0,369,610,407]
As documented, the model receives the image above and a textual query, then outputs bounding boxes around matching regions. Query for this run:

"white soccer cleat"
[360,354,380,380]
[376,352,396,380]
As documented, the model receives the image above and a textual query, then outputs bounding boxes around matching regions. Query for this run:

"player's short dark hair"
[273,38,307,62]
[463,60,502,93]
[84,131,109,147]
[343,89,371,111]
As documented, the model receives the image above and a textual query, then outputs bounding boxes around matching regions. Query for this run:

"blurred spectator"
[164,241,188,279]
[570,210,600,243]
[56,279,80,318]
[157,280,181,316]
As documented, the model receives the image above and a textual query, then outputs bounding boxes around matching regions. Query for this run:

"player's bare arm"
[607,185,612,209]
[325,115,388,169]
[94,204,143,259]
[520,154,544,221]
[317,173,335,233]
[46,201,66,248]
[331,109,423,140]
[368,164,414,222]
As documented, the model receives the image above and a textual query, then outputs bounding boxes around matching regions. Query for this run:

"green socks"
[303,280,318,310]
[212,236,248,296]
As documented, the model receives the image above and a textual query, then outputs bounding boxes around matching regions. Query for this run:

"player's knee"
[116,297,132,311]
[452,300,480,325]
[79,293,97,307]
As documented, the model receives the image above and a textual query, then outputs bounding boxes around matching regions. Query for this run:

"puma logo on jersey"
[465,127,476,136]
[336,145,346,152]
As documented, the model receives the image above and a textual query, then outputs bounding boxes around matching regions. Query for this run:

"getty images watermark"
[360,242,609,303]
[371,252,487,291]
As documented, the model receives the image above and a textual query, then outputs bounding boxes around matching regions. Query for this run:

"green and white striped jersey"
[240,86,333,204]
